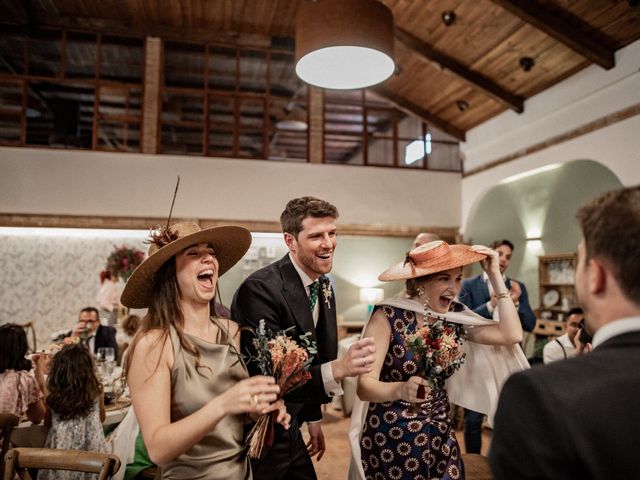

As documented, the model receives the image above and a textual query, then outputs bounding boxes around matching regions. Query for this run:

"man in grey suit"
[489,185,640,479]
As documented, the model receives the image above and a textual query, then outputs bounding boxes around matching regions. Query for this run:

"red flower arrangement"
[403,319,466,399]
[106,245,145,282]
[246,319,316,459]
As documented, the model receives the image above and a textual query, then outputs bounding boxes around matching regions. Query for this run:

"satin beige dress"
[163,319,251,479]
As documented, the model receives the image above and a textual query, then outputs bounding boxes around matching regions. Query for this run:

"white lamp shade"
[296,46,395,90]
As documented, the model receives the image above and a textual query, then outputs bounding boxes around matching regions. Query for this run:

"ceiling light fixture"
[295,0,395,90]
[441,10,456,26]
[275,106,308,131]
[520,56,535,72]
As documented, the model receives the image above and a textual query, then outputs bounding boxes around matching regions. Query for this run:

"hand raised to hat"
[472,245,500,277]
[472,245,509,301]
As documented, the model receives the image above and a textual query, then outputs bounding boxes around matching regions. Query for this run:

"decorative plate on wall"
[543,289,560,307]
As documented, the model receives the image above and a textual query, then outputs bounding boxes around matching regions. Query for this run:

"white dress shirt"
[289,253,343,398]
[592,316,640,349]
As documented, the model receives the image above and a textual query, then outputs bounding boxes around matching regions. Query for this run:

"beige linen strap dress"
[162,318,251,479]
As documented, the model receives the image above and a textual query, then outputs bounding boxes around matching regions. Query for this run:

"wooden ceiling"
[1,0,639,145]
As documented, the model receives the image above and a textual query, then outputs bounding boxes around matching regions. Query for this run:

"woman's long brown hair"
[123,257,213,380]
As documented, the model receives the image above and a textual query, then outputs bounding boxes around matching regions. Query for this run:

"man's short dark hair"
[79,307,100,320]
[280,196,339,238]
[567,307,583,317]
[576,185,640,304]
[489,239,515,251]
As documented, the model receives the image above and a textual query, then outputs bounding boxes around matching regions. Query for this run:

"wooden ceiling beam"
[488,0,615,70]
[26,12,295,52]
[373,87,466,141]
[395,28,524,113]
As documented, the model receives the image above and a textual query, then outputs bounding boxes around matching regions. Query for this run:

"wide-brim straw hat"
[121,222,251,308]
[379,240,486,281]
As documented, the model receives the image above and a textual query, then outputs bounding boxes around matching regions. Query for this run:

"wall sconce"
[360,287,385,317]
[295,0,395,89]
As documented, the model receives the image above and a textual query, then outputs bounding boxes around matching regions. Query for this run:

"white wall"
[0,147,461,228]
[460,39,640,232]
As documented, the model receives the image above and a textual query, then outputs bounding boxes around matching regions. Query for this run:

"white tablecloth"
[12,407,129,448]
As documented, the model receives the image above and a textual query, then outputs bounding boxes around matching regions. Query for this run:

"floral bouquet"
[246,319,317,459]
[106,245,145,282]
[403,320,466,399]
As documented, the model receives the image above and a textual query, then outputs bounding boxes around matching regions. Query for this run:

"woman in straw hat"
[348,241,528,480]
[121,222,290,479]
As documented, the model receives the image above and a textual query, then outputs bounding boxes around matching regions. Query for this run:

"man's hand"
[72,322,87,337]
[331,337,376,380]
[510,280,522,303]
[306,422,326,461]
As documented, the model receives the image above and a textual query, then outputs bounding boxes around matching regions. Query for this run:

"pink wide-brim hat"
[379,240,486,281]
[121,222,251,308]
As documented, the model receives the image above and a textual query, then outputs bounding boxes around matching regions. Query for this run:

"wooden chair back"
[19,322,37,353]
[3,448,121,480]
[462,453,494,480]
[0,414,19,474]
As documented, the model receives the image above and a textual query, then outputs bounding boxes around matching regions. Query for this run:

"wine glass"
[104,347,115,363]
[96,347,106,362]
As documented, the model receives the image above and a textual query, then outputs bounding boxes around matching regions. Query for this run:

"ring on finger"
[250,394,259,407]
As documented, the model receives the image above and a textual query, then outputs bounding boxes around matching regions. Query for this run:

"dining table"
[12,363,130,448]
[11,398,131,448]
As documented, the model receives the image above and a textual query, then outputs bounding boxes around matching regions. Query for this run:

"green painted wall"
[464,160,622,308]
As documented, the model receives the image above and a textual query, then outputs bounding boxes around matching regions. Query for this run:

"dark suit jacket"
[489,329,640,479]
[458,274,536,331]
[231,254,337,424]
[94,324,118,357]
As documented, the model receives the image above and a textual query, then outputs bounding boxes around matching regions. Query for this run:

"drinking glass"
[96,347,106,362]
[104,347,115,363]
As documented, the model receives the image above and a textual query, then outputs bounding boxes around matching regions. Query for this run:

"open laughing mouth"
[197,269,215,289]
[316,252,332,261]
[438,295,453,310]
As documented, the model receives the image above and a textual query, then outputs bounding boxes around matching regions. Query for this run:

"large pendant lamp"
[295,0,395,90]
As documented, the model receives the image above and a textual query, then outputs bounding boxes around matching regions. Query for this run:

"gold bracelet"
[494,291,511,300]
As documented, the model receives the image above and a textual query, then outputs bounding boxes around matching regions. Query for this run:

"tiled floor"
[303,405,491,479]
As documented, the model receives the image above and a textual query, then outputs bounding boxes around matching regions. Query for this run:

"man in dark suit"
[490,185,640,479]
[71,306,118,357]
[457,238,536,453]
[231,196,375,480]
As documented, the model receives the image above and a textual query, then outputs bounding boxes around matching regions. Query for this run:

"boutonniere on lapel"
[321,277,333,309]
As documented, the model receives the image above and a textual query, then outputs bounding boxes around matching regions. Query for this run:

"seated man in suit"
[71,306,118,357]
[458,239,535,454]
[490,185,640,479]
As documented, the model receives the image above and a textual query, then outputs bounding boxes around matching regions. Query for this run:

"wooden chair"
[462,453,494,480]
[19,322,37,353]
[0,414,19,474]
[139,466,162,479]
[3,448,121,480]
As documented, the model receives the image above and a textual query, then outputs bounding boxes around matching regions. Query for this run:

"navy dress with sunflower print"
[360,305,466,480]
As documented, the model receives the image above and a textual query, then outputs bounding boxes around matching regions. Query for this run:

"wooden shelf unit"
[537,253,578,327]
